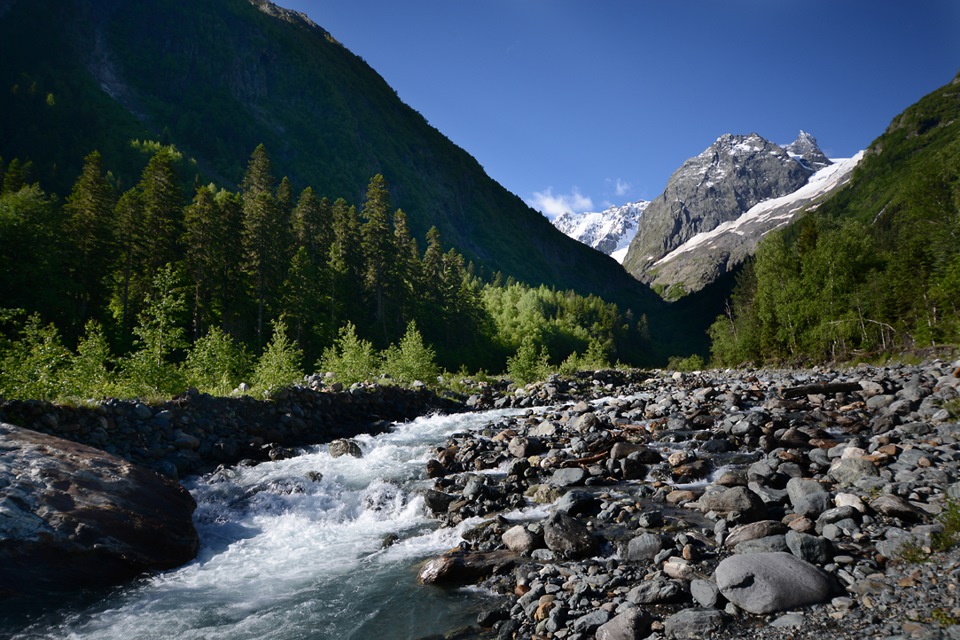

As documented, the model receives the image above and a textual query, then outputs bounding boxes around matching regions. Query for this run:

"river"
[4,408,526,640]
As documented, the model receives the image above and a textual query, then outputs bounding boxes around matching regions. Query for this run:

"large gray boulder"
[786,477,832,517]
[543,511,599,559]
[596,608,653,640]
[715,551,839,614]
[0,423,199,596]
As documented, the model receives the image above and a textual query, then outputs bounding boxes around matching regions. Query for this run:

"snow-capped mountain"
[647,151,864,297]
[618,131,848,298]
[552,200,649,263]
[622,132,821,283]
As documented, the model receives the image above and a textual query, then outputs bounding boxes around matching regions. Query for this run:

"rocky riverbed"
[416,361,960,640]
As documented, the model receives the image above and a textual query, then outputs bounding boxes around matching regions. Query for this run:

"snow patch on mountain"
[552,201,649,262]
[654,151,865,267]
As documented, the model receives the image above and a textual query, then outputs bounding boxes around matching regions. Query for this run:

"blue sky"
[281,0,960,218]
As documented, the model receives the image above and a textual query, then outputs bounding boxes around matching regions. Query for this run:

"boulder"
[786,477,831,517]
[502,525,540,553]
[724,520,787,548]
[596,608,652,640]
[328,438,363,458]
[698,485,765,519]
[715,551,839,614]
[417,550,516,585]
[0,423,199,596]
[542,511,599,559]
[625,533,666,561]
[626,579,686,604]
[664,608,727,638]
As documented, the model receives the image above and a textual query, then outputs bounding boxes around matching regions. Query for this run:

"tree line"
[709,138,960,365]
[0,144,647,400]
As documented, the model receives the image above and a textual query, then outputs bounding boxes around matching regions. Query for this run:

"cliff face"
[622,132,823,289]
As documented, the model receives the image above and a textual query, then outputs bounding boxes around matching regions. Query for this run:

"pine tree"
[327,197,362,335]
[110,188,145,335]
[138,149,184,273]
[360,174,396,341]
[183,184,236,338]
[392,209,420,325]
[240,145,288,349]
[64,151,116,321]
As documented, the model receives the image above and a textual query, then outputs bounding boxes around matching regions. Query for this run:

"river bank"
[415,360,960,639]
[0,381,459,479]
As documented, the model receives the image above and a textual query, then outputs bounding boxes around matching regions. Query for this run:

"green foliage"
[506,336,551,386]
[63,320,116,399]
[558,338,612,374]
[118,264,189,398]
[318,322,379,385]
[381,321,439,384]
[667,353,706,371]
[183,326,252,396]
[251,317,304,396]
[0,142,653,401]
[0,313,71,400]
[709,107,960,365]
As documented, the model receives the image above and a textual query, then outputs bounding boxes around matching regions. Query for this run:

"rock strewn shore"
[418,361,960,640]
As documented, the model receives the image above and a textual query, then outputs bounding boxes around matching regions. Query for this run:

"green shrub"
[558,338,611,374]
[184,326,252,396]
[317,321,378,385]
[381,321,438,385]
[251,317,304,396]
[507,336,551,385]
[667,353,706,371]
[117,265,188,398]
[64,320,116,399]
[0,313,71,400]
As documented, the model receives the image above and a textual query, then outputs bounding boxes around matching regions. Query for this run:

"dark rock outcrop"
[0,423,199,597]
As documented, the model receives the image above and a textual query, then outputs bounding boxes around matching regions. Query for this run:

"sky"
[280,0,960,219]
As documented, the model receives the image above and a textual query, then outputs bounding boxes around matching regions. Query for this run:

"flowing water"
[4,409,525,640]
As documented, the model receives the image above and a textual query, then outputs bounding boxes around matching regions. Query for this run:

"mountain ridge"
[621,131,828,295]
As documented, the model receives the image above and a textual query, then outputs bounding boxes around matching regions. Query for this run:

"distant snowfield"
[552,201,648,263]
[653,151,865,267]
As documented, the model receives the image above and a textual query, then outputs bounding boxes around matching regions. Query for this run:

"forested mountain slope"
[709,71,960,364]
[0,0,657,312]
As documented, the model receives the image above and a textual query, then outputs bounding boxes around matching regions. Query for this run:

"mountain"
[0,0,657,313]
[621,132,827,294]
[647,151,863,298]
[709,71,960,363]
[551,200,649,263]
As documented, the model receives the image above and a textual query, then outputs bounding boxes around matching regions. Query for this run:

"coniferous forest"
[0,144,647,400]
[708,74,960,365]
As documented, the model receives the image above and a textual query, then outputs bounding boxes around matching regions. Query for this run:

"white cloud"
[605,177,631,197]
[527,187,593,219]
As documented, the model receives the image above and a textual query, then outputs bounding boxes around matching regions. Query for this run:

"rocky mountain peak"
[621,132,816,283]
[785,130,832,172]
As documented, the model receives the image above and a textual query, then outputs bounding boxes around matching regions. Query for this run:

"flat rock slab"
[0,423,199,596]
[715,551,839,614]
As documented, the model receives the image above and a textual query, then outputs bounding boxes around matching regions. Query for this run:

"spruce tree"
[360,174,396,341]
[327,197,362,335]
[240,145,288,349]
[65,151,116,319]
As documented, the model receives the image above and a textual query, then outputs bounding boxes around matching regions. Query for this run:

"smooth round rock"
[715,551,839,614]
